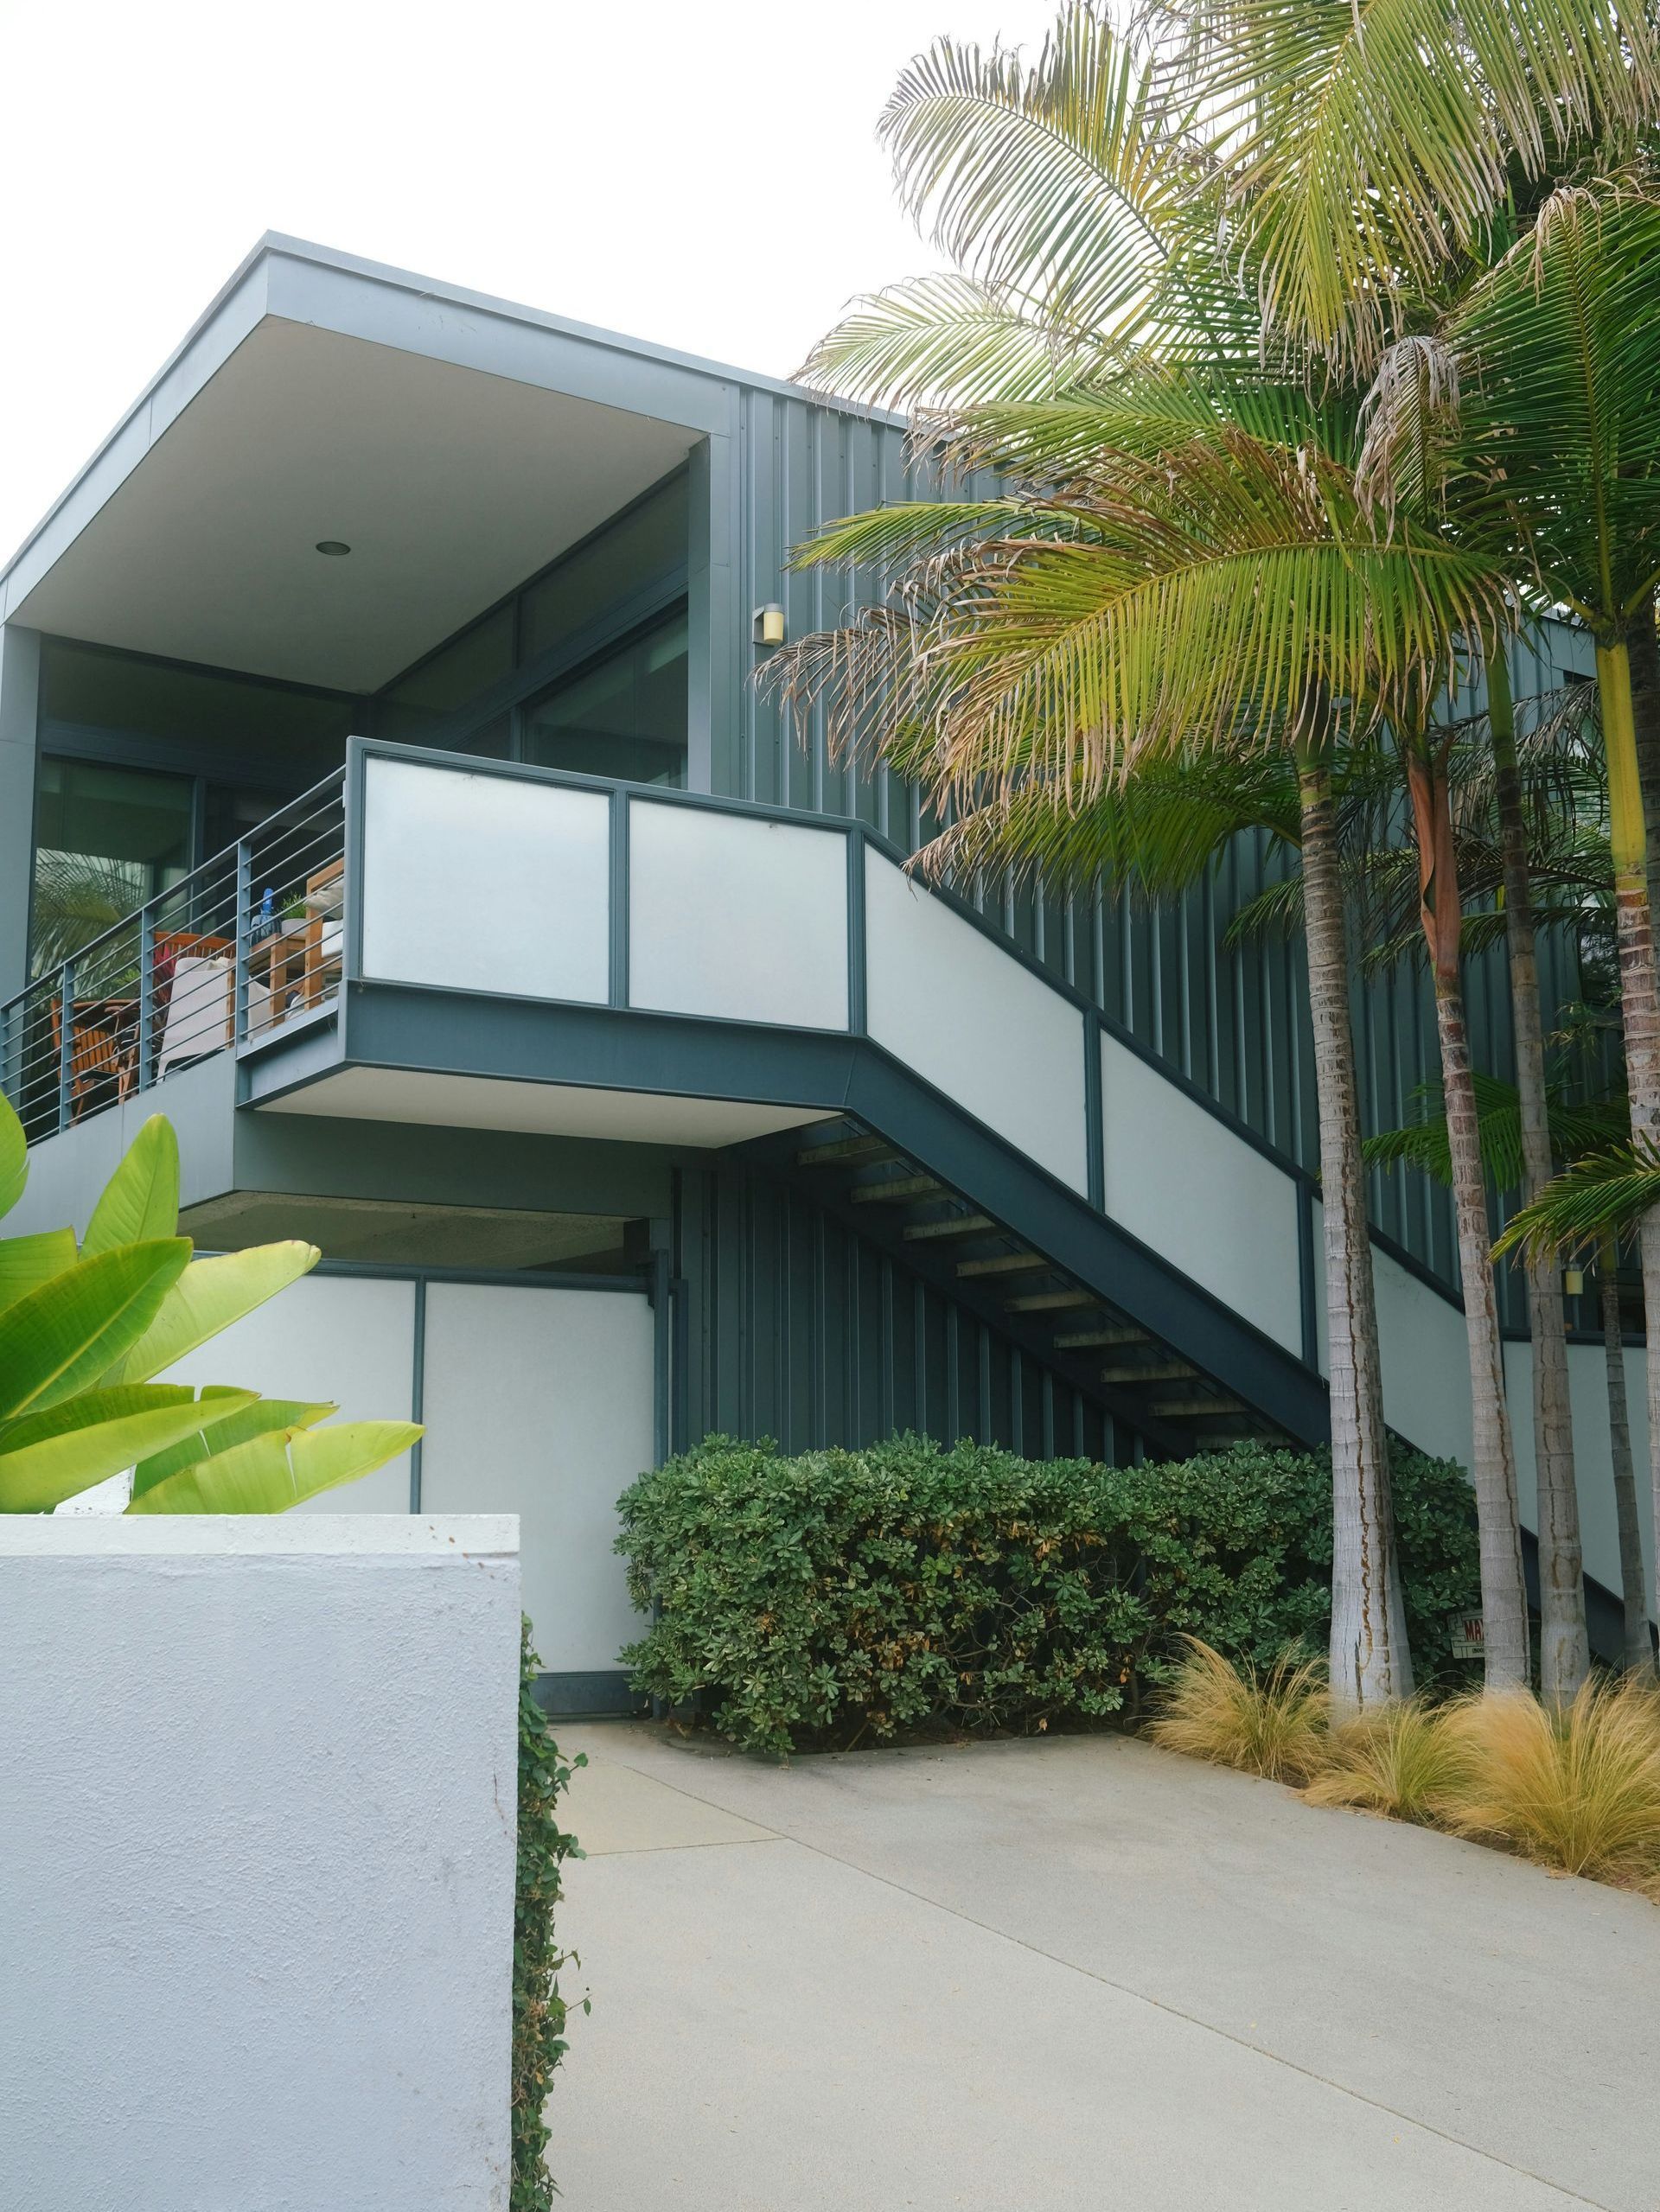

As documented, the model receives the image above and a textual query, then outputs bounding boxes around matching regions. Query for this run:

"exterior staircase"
[755,1118,1280,1461]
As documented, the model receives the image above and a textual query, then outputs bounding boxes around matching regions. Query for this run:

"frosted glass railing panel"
[361,756,610,1003]
[628,800,850,1030]
[1101,1036,1302,1352]
[865,851,1089,1194]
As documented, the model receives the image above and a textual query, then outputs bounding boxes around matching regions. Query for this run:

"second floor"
[0,233,1609,1322]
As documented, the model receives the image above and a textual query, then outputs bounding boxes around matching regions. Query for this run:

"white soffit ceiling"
[259,1066,835,1147]
[11,317,698,692]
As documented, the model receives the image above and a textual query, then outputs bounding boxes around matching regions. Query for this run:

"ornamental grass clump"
[1147,1638,1328,1785]
[1440,1677,1660,1886]
[1305,1699,1470,1825]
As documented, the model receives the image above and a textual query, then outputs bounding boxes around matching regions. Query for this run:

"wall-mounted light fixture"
[316,540,352,558]
[1563,1265,1585,1298]
[753,602,785,647]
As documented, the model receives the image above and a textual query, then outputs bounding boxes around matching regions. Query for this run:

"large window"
[31,758,194,973]
[521,609,688,787]
[373,468,690,783]
[30,640,360,976]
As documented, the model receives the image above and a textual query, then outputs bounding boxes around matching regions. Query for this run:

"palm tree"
[1442,179,1660,1668]
[1136,0,1660,1686]
[1372,1073,1653,1673]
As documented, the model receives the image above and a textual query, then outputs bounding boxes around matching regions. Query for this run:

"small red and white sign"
[1449,1614,1484,1660]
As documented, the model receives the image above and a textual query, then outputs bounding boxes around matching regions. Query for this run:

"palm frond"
[1492,1141,1660,1266]
[1450,180,1660,622]
[1144,0,1660,363]
[773,425,1511,830]
[876,11,1226,364]
[916,742,1304,896]
[1368,1074,1628,1196]
[1355,335,1462,532]
[796,273,1120,411]
[918,360,1359,483]
[1222,870,1305,945]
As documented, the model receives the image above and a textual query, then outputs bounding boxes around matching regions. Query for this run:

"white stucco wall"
[1508,1339,1657,1613]
[418,1282,655,1672]
[0,1514,520,2212]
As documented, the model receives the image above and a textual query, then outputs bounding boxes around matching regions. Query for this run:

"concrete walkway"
[551,1724,1659,2211]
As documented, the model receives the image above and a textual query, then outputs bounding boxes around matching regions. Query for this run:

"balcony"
[5,773,348,1144]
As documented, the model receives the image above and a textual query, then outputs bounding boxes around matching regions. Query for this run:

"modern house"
[2,235,1649,1708]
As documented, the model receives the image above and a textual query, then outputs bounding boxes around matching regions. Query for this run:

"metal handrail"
[2,768,348,1144]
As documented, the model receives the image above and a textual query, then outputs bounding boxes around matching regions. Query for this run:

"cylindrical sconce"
[753,602,785,647]
[1563,1265,1585,1298]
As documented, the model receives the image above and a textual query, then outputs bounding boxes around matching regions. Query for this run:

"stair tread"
[1149,1395,1245,1418]
[850,1174,942,1203]
[1055,1327,1147,1348]
[957,1253,1047,1278]
[1006,1289,1100,1313]
[1101,1360,1195,1385]
[902,1214,994,1241]
[796,1133,897,1168]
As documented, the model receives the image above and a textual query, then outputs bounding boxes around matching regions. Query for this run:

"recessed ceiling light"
[315,539,351,557]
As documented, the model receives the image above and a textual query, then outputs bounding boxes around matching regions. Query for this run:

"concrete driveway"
[550,1723,1658,2211]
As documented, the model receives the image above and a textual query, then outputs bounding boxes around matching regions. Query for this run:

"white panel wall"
[361,755,610,1002]
[864,851,1089,1195]
[1,1515,518,2209]
[628,800,850,1030]
[162,1272,418,1514]
[418,1284,655,1673]
[1508,1340,1656,1612]
[1309,1208,1654,1622]
[1100,1036,1303,1351]
[1344,1232,1476,1476]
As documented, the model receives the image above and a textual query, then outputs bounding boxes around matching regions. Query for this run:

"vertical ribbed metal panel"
[728,385,1594,1312]
[677,1164,1121,1464]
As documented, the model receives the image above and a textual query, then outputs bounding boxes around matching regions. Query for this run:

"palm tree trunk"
[1598,1232,1653,1674]
[1405,741,1530,1689]
[1599,631,1660,1673]
[1489,645,1587,1699]
[1298,751,1414,1711]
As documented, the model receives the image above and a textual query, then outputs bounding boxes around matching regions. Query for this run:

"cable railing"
[1,769,347,1144]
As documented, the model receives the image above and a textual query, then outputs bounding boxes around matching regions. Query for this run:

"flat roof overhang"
[0,236,763,692]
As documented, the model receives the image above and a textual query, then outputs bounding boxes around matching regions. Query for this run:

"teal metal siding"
[676,1163,1121,1464]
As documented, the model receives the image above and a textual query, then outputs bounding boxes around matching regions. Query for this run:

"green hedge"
[616,1436,1481,1756]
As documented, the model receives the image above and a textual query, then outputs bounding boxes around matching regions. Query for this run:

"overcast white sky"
[0,0,1056,565]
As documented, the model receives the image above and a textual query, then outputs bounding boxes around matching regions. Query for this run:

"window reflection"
[31,759,194,973]
[521,609,688,787]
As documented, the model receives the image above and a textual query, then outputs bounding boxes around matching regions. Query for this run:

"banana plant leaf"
[112,1241,321,1385]
[126,1418,423,1514]
[0,1239,191,1425]
[0,1385,259,1514]
[0,1093,25,1223]
[130,1396,335,1500]
[0,1228,80,1316]
[80,1116,180,1256]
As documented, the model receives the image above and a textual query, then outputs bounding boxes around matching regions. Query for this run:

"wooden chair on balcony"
[300,859,345,1007]
[48,997,138,1122]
